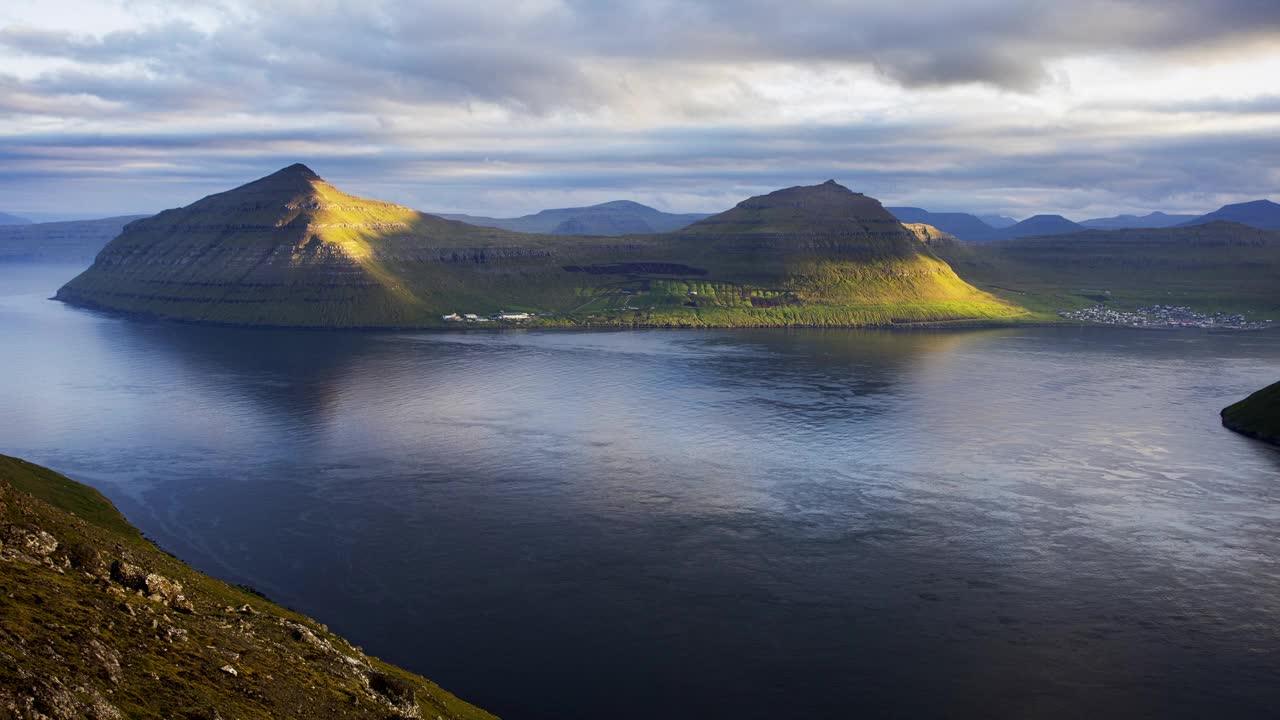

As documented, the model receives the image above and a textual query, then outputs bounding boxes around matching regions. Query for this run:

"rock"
[163,626,189,643]
[286,621,333,653]
[219,664,238,677]
[367,671,418,716]
[67,543,109,578]
[2,524,59,558]
[87,638,122,685]
[172,595,196,614]
[144,573,182,602]
[110,560,148,591]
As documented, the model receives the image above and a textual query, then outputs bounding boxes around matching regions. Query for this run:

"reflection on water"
[3,265,1280,719]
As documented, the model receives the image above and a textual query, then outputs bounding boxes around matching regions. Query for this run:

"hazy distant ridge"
[0,215,148,263]
[440,200,710,236]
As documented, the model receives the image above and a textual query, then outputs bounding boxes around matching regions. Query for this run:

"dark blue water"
[3,264,1280,719]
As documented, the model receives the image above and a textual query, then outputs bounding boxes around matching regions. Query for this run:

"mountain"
[1181,199,1280,230]
[1080,211,1197,230]
[886,207,998,240]
[56,166,1022,328]
[935,221,1280,316]
[439,200,710,235]
[996,214,1086,239]
[979,214,1018,229]
[0,454,494,719]
[0,211,30,225]
[902,222,959,247]
[0,215,149,263]
[1222,381,1280,446]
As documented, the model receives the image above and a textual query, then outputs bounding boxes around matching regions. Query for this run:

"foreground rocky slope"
[1222,381,1280,446]
[0,454,496,720]
[56,165,1022,328]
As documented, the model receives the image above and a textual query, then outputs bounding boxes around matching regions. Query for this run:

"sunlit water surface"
[2,265,1279,719]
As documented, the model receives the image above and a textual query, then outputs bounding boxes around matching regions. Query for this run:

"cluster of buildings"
[441,311,532,323]
[1059,304,1272,330]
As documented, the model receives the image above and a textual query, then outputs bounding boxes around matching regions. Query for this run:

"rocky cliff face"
[0,454,496,720]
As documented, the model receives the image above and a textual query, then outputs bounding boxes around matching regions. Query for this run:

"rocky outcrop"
[1222,380,1280,446]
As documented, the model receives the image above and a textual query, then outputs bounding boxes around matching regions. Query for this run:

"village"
[1059,304,1273,330]
[441,311,534,323]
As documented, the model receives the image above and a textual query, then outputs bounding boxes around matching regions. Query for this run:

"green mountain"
[56,166,1023,328]
[438,200,709,235]
[1222,381,1280,446]
[0,454,495,719]
[935,221,1280,316]
[0,215,149,263]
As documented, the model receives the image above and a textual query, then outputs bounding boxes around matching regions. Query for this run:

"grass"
[0,453,498,720]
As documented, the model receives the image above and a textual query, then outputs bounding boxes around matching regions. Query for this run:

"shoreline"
[53,295,1280,335]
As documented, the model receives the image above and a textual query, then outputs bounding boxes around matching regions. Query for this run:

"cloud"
[0,0,1277,219]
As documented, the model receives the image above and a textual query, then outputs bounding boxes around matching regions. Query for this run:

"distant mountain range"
[978,214,1017,229]
[892,199,1280,240]
[1180,199,1280,230]
[438,200,710,236]
[886,208,1086,241]
[1080,211,1197,230]
[999,214,1085,238]
[0,211,31,225]
[0,216,148,263]
[885,208,997,241]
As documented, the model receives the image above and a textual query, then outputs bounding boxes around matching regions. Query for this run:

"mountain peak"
[276,163,319,179]
[683,180,908,239]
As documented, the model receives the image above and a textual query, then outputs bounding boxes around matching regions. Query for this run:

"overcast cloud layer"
[1,0,1278,219]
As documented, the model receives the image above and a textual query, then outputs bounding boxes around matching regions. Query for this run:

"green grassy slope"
[1222,381,1280,446]
[56,167,1023,328]
[0,454,497,720]
[935,223,1280,318]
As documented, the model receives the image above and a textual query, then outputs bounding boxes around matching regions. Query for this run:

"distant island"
[55,165,1023,329]
[1222,382,1280,446]
[0,454,495,719]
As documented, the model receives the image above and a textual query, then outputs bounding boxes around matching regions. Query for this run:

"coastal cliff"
[0,454,496,720]
[1222,381,1280,446]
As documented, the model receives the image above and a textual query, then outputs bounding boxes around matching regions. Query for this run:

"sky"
[1,0,1278,221]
